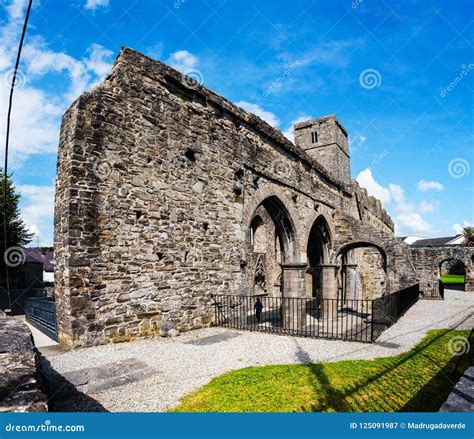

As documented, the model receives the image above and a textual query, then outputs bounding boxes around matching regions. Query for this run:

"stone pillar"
[281,263,307,331]
[465,268,474,293]
[344,264,358,301]
[320,264,338,318]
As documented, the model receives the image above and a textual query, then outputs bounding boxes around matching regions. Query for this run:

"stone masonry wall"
[54,47,417,348]
[0,312,48,412]
[410,246,474,292]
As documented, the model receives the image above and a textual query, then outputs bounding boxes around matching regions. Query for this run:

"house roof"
[410,235,463,247]
[25,248,55,272]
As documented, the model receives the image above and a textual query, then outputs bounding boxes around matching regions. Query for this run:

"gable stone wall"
[54,48,417,348]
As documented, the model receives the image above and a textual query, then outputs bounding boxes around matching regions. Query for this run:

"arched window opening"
[247,196,296,297]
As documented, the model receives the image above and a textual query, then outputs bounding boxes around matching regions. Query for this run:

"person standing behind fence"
[254,297,263,323]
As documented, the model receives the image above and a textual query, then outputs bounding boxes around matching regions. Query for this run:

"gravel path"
[45,290,473,412]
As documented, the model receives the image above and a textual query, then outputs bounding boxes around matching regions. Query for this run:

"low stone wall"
[0,312,48,412]
[410,246,474,293]
[439,366,474,412]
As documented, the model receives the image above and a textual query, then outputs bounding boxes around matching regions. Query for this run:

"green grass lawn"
[440,275,465,284]
[172,329,472,412]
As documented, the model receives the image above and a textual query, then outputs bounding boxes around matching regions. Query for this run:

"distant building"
[25,248,55,284]
[399,236,424,245]
[410,235,464,247]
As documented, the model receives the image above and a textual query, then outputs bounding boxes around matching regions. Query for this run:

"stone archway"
[438,258,466,291]
[246,195,297,297]
[410,246,474,293]
[306,215,332,298]
[334,241,388,301]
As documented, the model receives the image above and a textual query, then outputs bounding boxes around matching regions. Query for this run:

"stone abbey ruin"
[54,48,473,348]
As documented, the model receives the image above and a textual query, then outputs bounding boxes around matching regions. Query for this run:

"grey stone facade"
[54,47,419,348]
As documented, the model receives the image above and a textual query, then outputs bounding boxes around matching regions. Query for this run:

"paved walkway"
[44,290,473,412]
[14,315,59,348]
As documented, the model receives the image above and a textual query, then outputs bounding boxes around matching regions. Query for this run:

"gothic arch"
[306,214,333,298]
[247,195,296,260]
[243,185,299,258]
[306,214,333,264]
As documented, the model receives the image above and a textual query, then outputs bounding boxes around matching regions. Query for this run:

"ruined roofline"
[110,47,351,193]
[68,47,394,229]
[352,180,394,231]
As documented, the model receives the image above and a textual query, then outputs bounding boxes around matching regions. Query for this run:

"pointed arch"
[248,195,297,261]
[307,214,332,266]
[306,214,333,298]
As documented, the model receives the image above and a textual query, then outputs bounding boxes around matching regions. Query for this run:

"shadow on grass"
[293,329,473,412]
[400,354,472,411]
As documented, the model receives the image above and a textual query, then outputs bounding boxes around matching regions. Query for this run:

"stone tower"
[294,115,350,181]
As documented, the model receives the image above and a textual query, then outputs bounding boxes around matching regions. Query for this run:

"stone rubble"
[0,312,48,412]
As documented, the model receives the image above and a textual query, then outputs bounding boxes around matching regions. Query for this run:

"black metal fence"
[25,297,58,341]
[212,284,420,343]
[0,288,45,316]
[420,280,444,300]
[371,284,419,340]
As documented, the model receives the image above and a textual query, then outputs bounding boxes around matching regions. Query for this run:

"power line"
[2,0,33,315]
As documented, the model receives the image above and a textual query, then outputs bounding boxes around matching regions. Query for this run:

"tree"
[463,226,474,247]
[0,169,33,261]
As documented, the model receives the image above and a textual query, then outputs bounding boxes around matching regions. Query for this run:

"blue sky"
[0,0,473,246]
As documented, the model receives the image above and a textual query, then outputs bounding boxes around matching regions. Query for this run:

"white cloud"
[300,39,362,68]
[388,183,403,204]
[167,50,198,73]
[349,133,367,151]
[147,42,164,60]
[5,0,26,21]
[84,43,115,78]
[395,211,432,235]
[0,84,62,159]
[0,2,114,244]
[416,179,444,192]
[22,38,114,102]
[85,0,109,10]
[236,101,280,128]
[389,184,433,234]
[282,115,311,142]
[0,5,115,162]
[356,168,433,235]
[452,220,474,234]
[355,168,391,204]
[18,185,55,246]
[419,200,439,213]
